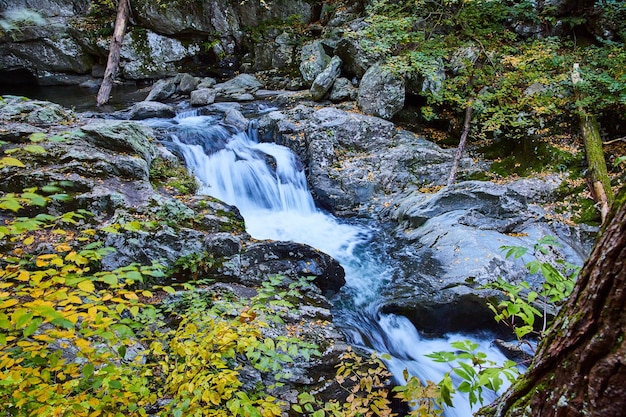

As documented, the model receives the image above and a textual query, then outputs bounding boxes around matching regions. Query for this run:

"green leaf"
[50,193,71,201]
[0,197,22,212]
[14,309,34,329]
[82,363,95,379]
[162,286,176,294]
[23,144,46,154]
[21,192,47,207]
[23,318,42,337]
[100,274,118,286]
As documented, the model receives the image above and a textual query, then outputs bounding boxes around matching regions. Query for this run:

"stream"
[146,109,514,416]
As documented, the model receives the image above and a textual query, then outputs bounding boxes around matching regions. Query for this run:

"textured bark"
[477,187,626,416]
[447,104,473,186]
[96,0,130,107]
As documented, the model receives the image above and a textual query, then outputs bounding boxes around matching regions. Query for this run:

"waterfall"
[146,112,513,416]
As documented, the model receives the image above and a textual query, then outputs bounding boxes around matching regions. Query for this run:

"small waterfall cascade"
[147,111,514,416]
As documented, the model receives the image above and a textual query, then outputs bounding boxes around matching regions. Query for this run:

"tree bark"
[571,63,614,222]
[477,186,626,417]
[447,104,473,186]
[96,0,130,107]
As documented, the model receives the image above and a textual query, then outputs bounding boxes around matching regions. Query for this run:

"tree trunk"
[447,104,473,186]
[571,63,614,222]
[96,0,130,107]
[477,187,626,417]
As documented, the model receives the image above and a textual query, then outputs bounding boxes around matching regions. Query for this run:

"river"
[145,109,516,416]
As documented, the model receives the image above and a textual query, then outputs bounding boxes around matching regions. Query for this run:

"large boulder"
[329,77,357,102]
[333,20,384,79]
[310,56,342,101]
[0,95,72,128]
[300,40,331,85]
[379,179,596,335]
[357,63,405,119]
[190,88,217,106]
[81,120,159,165]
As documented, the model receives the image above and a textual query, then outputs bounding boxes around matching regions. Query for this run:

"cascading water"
[147,111,514,416]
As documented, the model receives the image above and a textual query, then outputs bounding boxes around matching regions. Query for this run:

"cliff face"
[0,0,315,85]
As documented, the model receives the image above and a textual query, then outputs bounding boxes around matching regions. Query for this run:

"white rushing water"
[148,112,514,416]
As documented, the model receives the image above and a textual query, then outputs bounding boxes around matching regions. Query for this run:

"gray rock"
[128,101,176,120]
[114,28,200,80]
[329,77,357,102]
[252,30,298,72]
[145,78,177,102]
[197,77,217,89]
[224,108,250,132]
[177,73,199,94]
[299,40,331,85]
[379,179,596,334]
[80,120,158,165]
[0,13,93,83]
[0,95,72,126]
[310,56,342,101]
[334,30,383,78]
[190,88,217,106]
[357,63,405,119]
[214,74,263,101]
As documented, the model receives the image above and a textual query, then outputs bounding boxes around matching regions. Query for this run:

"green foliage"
[425,340,519,409]
[487,236,579,340]
[361,0,626,156]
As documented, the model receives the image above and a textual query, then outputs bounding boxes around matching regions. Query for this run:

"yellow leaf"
[17,270,30,281]
[123,292,138,300]
[77,280,95,293]
[23,236,35,245]
[0,299,19,309]
[55,243,71,252]
[66,295,82,304]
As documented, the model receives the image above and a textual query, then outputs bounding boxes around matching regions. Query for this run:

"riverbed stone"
[128,101,176,120]
[190,88,217,106]
[178,73,200,94]
[145,78,178,102]
[224,108,249,132]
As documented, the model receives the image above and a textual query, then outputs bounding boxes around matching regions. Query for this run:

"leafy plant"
[425,340,519,409]
[487,236,579,340]
[393,373,444,417]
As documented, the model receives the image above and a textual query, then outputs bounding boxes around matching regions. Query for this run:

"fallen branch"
[96,0,130,107]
